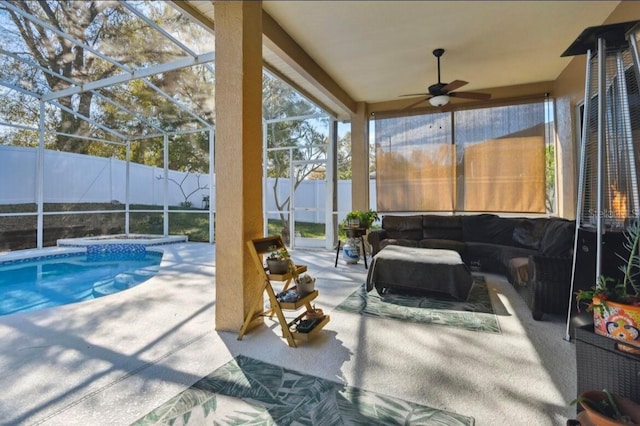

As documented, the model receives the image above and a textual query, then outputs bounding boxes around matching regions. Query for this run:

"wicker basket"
[575,324,640,410]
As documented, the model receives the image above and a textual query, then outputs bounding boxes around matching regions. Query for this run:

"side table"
[334,227,368,269]
[575,324,640,407]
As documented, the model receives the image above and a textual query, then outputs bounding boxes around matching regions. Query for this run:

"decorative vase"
[346,237,362,257]
[578,390,640,426]
[267,259,289,275]
[342,242,359,264]
[592,296,640,350]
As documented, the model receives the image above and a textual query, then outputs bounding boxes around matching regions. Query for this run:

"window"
[373,100,553,214]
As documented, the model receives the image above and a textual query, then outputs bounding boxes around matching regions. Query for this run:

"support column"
[351,102,369,211]
[214,1,263,332]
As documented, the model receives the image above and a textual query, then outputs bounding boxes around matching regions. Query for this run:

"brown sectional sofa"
[367,214,575,320]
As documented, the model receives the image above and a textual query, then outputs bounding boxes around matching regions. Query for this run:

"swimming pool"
[0,246,163,316]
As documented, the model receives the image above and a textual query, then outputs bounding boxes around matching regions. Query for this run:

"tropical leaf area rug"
[336,276,500,334]
[131,355,474,425]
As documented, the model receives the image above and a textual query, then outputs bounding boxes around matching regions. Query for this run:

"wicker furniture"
[575,324,640,406]
[367,215,574,277]
[524,254,574,320]
[368,214,575,320]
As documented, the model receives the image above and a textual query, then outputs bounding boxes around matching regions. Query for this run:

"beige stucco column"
[214,1,263,332]
[350,102,369,211]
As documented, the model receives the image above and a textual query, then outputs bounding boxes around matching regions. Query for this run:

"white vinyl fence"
[0,146,376,223]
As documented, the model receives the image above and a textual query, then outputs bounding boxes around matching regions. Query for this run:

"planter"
[578,390,640,425]
[346,218,360,228]
[346,237,362,257]
[297,277,315,295]
[593,296,640,350]
[342,241,359,264]
[267,259,290,275]
[305,307,324,319]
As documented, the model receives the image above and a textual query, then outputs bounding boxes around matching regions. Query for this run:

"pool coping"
[0,242,167,265]
[0,246,86,263]
[57,234,188,248]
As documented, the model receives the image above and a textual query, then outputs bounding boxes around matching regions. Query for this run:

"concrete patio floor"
[0,242,577,425]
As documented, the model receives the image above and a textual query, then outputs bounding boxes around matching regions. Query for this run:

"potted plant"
[576,218,640,350]
[572,389,640,425]
[344,211,362,228]
[343,209,379,230]
[340,210,379,262]
[296,273,315,294]
[359,209,379,229]
[266,246,291,275]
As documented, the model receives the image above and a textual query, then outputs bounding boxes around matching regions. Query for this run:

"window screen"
[373,100,548,213]
[374,112,454,211]
[455,103,546,212]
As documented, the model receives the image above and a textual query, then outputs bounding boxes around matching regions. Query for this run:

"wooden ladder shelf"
[237,235,330,347]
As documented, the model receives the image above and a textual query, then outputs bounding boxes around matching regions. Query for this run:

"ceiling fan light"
[429,95,450,107]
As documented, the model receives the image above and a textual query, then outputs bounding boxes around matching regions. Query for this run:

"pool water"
[0,250,162,316]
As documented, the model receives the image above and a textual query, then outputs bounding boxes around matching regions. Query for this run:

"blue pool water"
[0,247,162,316]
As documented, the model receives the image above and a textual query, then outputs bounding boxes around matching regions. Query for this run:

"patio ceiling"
[183,1,622,120]
[0,1,627,135]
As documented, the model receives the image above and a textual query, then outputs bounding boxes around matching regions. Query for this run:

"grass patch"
[267,219,325,239]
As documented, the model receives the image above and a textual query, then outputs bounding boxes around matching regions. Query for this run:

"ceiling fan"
[401,48,491,109]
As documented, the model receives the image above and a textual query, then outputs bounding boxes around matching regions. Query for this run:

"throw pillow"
[512,218,549,250]
[540,219,575,257]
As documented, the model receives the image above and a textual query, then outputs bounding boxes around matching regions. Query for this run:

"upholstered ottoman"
[366,245,473,300]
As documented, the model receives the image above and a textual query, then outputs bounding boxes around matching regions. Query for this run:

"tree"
[337,131,352,179]
[263,74,328,241]
[0,1,214,159]
[157,170,209,208]
[545,143,556,213]
[2,1,124,152]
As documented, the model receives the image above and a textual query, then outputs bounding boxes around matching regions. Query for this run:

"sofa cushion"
[461,214,518,245]
[512,218,550,250]
[382,215,423,240]
[465,242,507,273]
[379,238,419,251]
[418,238,466,255]
[540,219,575,257]
[422,215,463,240]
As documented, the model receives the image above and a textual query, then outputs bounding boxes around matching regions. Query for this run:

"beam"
[170,1,215,33]
[1,48,165,133]
[262,11,357,115]
[42,53,215,101]
[171,2,355,118]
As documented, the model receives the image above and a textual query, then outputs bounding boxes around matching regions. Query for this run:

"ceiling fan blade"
[440,103,455,112]
[403,97,429,110]
[449,91,491,100]
[441,80,468,92]
[399,93,429,97]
